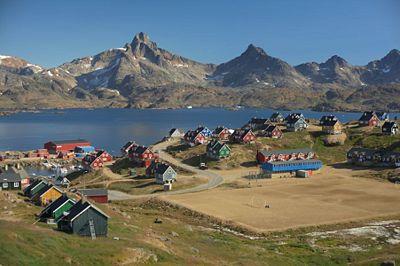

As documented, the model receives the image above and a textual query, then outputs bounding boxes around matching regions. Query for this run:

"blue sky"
[0,0,399,68]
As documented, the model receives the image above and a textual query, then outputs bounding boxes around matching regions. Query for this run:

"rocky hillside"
[0,33,399,111]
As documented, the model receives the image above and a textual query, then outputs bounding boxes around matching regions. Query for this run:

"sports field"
[164,166,400,232]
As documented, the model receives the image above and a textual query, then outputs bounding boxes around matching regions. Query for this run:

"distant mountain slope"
[1,33,399,111]
[209,44,310,88]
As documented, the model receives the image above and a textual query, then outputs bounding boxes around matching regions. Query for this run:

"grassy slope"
[0,192,400,265]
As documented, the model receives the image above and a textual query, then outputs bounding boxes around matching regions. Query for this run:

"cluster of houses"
[347,147,400,167]
[122,141,177,185]
[256,148,322,178]
[357,111,399,136]
[22,179,109,237]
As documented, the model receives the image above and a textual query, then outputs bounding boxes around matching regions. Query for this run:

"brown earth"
[162,166,400,232]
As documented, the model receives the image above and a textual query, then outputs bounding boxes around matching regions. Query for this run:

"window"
[2,183,8,189]
[14,182,19,188]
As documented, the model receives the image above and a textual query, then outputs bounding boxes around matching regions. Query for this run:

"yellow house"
[39,186,63,206]
[322,120,342,135]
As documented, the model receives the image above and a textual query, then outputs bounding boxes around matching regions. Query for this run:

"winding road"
[108,140,224,200]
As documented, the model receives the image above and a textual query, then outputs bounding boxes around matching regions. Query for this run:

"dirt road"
[108,140,224,200]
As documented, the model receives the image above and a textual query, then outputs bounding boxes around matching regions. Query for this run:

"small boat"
[186,106,193,109]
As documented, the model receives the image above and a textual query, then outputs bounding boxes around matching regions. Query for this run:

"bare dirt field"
[163,166,400,232]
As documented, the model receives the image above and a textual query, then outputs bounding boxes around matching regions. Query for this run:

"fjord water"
[0,108,366,155]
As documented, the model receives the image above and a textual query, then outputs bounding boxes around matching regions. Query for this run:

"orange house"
[39,186,63,206]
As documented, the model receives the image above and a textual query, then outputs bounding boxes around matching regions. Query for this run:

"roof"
[264,125,280,132]
[322,119,340,127]
[23,179,41,194]
[154,163,172,175]
[249,117,269,124]
[266,159,322,166]
[62,200,109,222]
[133,146,150,155]
[213,126,228,135]
[31,183,52,199]
[382,121,397,129]
[359,111,378,122]
[0,167,23,183]
[78,189,108,197]
[270,112,283,119]
[39,194,71,217]
[208,140,230,152]
[169,128,182,135]
[259,148,313,157]
[47,139,90,145]
[122,141,137,150]
[285,113,306,124]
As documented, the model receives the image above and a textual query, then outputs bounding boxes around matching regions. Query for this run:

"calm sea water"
[0,108,383,155]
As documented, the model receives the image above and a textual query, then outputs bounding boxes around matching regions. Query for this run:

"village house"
[231,128,256,144]
[212,126,232,141]
[44,139,91,154]
[0,164,30,190]
[147,162,177,184]
[261,124,283,138]
[358,111,380,127]
[38,194,76,222]
[184,130,206,146]
[347,147,400,167]
[57,200,109,237]
[285,113,308,132]
[382,121,398,135]
[78,189,108,204]
[261,159,323,178]
[194,126,213,138]
[0,165,22,190]
[31,184,63,206]
[319,115,337,125]
[169,128,184,138]
[321,119,342,135]
[24,179,47,198]
[82,150,113,170]
[256,148,316,164]
[246,117,270,131]
[121,141,138,156]
[206,140,231,160]
[129,145,158,167]
[270,112,285,123]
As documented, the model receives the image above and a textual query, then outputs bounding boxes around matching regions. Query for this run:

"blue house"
[261,159,322,178]
[194,126,213,138]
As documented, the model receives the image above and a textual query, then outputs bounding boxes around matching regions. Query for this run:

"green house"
[38,194,75,222]
[206,140,231,160]
[24,180,47,198]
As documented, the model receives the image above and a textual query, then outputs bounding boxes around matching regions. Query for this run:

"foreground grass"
[1,191,400,265]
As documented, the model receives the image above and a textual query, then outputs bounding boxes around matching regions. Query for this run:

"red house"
[44,139,91,154]
[358,111,380,127]
[129,146,158,167]
[184,130,206,146]
[82,150,113,170]
[231,129,256,143]
[213,126,232,141]
[78,189,108,203]
[262,125,283,139]
[256,148,315,164]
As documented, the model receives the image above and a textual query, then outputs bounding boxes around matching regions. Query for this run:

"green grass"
[1,192,400,265]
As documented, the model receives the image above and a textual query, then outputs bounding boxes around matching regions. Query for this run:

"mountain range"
[1,32,399,111]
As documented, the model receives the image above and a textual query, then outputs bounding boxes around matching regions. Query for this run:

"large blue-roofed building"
[261,159,323,178]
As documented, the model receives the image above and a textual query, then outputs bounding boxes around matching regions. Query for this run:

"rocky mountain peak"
[131,32,151,45]
[243,44,267,57]
[324,55,349,68]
